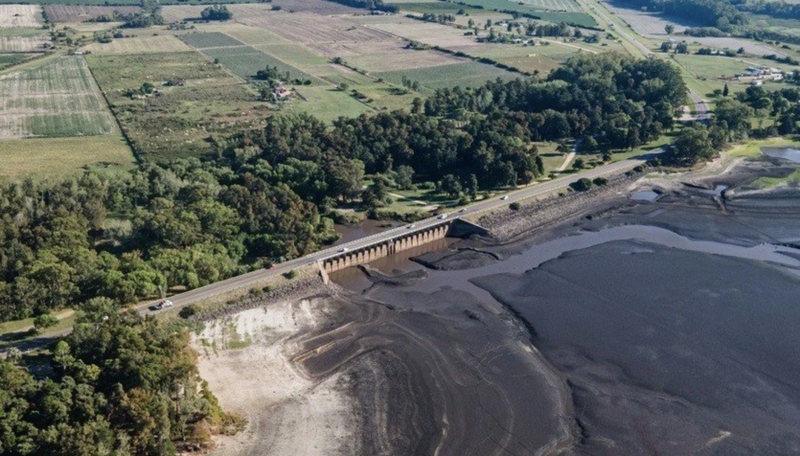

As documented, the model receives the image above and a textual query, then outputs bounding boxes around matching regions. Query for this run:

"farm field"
[43,5,142,22]
[200,44,321,82]
[286,85,372,121]
[0,134,134,179]
[0,34,49,52]
[0,53,31,70]
[236,12,394,45]
[84,34,192,54]
[376,60,520,92]
[437,0,596,26]
[0,5,42,28]
[86,51,265,162]
[162,0,360,23]
[0,56,114,139]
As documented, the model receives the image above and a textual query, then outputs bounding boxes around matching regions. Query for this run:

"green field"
[0,53,30,70]
[178,32,246,49]
[200,45,321,83]
[397,2,486,14]
[285,86,372,122]
[0,56,114,139]
[87,51,264,162]
[376,61,520,92]
[0,134,134,179]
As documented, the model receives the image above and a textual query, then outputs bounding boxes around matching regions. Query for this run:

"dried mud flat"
[198,154,800,455]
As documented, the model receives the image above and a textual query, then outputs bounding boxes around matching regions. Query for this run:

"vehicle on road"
[149,299,173,311]
[458,208,466,213]
[407,224,415,229]
[501,196,509,200]
[339,247,349,253]
[439,213,448,219]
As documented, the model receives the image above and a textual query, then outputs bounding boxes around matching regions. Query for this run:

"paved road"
[578,0,710,121]
[1,154,655,357]
[141,154,654,313]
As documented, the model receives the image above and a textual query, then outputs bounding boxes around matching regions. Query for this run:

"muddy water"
[333,219,397,245]
[328,159,800,455]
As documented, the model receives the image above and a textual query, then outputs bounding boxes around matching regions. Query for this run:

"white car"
[339,247,349,253]
[501,195,509,200]
[407,224,415,229]
[458,208,466,213]
[438,213,448,219]
[162,300,173,308]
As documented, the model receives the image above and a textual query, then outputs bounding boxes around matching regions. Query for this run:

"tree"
[670,125,715,164]
[665,23,675,35]
[570,178,592,191]
[722,83,729,97]
[33,313,59,331]
[200,5,232,21]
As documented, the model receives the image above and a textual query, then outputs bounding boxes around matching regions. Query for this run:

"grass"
[87,51,263,162]
[286,86,372,122]
[0,56,115,139]
[178,32,245,49]
[442,0,596,26]
[0,53,30,70]
[727,138,800,158]
[0,134,135,179]
[201,45,320,83]
[751,169,800,189]
[376,60,520,92]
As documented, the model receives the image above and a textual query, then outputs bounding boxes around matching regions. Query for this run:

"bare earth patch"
[195,300,359,456]
[0,5,42,28]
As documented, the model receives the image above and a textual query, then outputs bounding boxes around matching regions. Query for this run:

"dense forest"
[0,299,242,455]
[425,54,685,150]
[0,53,687,322]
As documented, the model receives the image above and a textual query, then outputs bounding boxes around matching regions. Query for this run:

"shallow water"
[762,146,800,163]
[630,190,659,202]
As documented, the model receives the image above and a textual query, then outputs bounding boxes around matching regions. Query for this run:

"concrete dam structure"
[321,219,488,273]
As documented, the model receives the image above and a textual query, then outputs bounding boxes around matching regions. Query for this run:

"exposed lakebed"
[201,157,800,456]
[329,157,800,455]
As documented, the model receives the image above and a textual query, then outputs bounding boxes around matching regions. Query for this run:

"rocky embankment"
[478,172,642,242]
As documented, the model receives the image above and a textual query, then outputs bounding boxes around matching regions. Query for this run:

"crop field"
[200,45,321,82]
[0,56,114,139]
[87,51,264,162]
[437,0,596,26]
[84,35,192,54]
[348,47,463,72]
[220,24,289,46]
[369,21,482,48]
[0,34,49,52]
[519,0,583,12]
[597,0,688,36]
[178,32,245,49]
[43,5,142,22]
[0,53,31,70]
[236,12,394,45]
[0,5,42,28]
[0,134,134,179]
[286,85,372,121]
[395,2,486,14]
[253,43,329,68]
[376,60,520,92]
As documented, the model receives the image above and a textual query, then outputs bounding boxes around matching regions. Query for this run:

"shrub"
[284,270,298,280]
[592,177,608,186]
[509,202,521,210]
[570,178,593,192]
[33,313,58,331]
[179,304,198,319]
